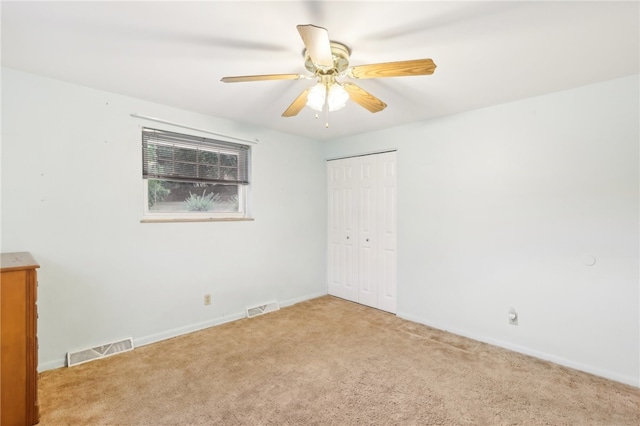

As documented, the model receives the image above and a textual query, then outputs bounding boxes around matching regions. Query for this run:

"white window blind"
[142,127,250,184]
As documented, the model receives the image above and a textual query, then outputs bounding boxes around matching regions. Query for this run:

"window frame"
[140,127,252,222]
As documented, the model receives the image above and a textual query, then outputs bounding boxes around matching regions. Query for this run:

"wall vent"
[246,301,280,318]
[67,337,134,367]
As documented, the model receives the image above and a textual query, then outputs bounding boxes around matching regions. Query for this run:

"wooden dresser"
[1,252,40,425]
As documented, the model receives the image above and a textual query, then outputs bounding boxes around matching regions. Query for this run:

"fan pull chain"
[324,84,330,128]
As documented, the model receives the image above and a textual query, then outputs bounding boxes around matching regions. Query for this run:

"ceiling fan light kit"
[221,24,436,127]
[307,81,349,112]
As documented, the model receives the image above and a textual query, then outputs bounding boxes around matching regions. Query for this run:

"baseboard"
[279,290,327,308]
[134,311,247,348]
[136,291,327,347]
[396,311,639,388]
[38,290,329,373]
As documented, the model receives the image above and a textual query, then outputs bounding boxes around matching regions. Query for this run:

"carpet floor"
[38,296,639,425]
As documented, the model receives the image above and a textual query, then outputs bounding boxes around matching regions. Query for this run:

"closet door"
[357,155,378,308]
[376,152,397,313]
[327,152,397,314]
[327,157,358,302]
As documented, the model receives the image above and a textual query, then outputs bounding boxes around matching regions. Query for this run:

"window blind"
[142,128,250,184]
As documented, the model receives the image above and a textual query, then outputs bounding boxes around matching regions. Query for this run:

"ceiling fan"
[221,24,436,125]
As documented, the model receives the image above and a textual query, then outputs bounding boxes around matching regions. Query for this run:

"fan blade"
[221,74,303,83]
[342,83,387,113]
[297,24,333,68]
[349,59,436,79]
[282,88,311,117]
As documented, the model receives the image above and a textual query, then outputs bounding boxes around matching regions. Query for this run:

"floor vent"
[67,337,134,367]
[246,301,280,318]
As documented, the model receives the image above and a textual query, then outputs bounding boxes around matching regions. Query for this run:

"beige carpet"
[39,296,639,425]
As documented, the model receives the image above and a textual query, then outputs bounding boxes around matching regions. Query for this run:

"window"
[142,127,250,221]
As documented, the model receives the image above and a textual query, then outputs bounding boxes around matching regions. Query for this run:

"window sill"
[140,217,254,223]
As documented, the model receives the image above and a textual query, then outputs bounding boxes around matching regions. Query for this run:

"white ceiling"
[2,1,638,141]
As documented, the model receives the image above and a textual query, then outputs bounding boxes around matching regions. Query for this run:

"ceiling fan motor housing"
[304,41,351,74]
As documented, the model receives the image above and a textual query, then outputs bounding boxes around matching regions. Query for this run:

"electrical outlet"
[204,294,211,306]
[508,308,518,325]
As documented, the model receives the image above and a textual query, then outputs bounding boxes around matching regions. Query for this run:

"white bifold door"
[327,151,397,313]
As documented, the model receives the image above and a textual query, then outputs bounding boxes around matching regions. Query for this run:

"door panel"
[378,247,397,313]
[358,245,376,308]
[327,162,344,299]
[328,242,341,297]
[357,155,378,307]
[328,157,358,302]
[377,152,397,313]
[343,241,358,301]
[358,231,377,308]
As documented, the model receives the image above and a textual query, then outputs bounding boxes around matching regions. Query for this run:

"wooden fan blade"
[342,83,387,113]
[297,24,333,68]
[349,59,436,79]
[282,88,311,117]
[221,74,303,83]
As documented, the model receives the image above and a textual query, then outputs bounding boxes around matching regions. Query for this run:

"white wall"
[3,67,638,387]
[323,75,639,387]
[1,68,327,370]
